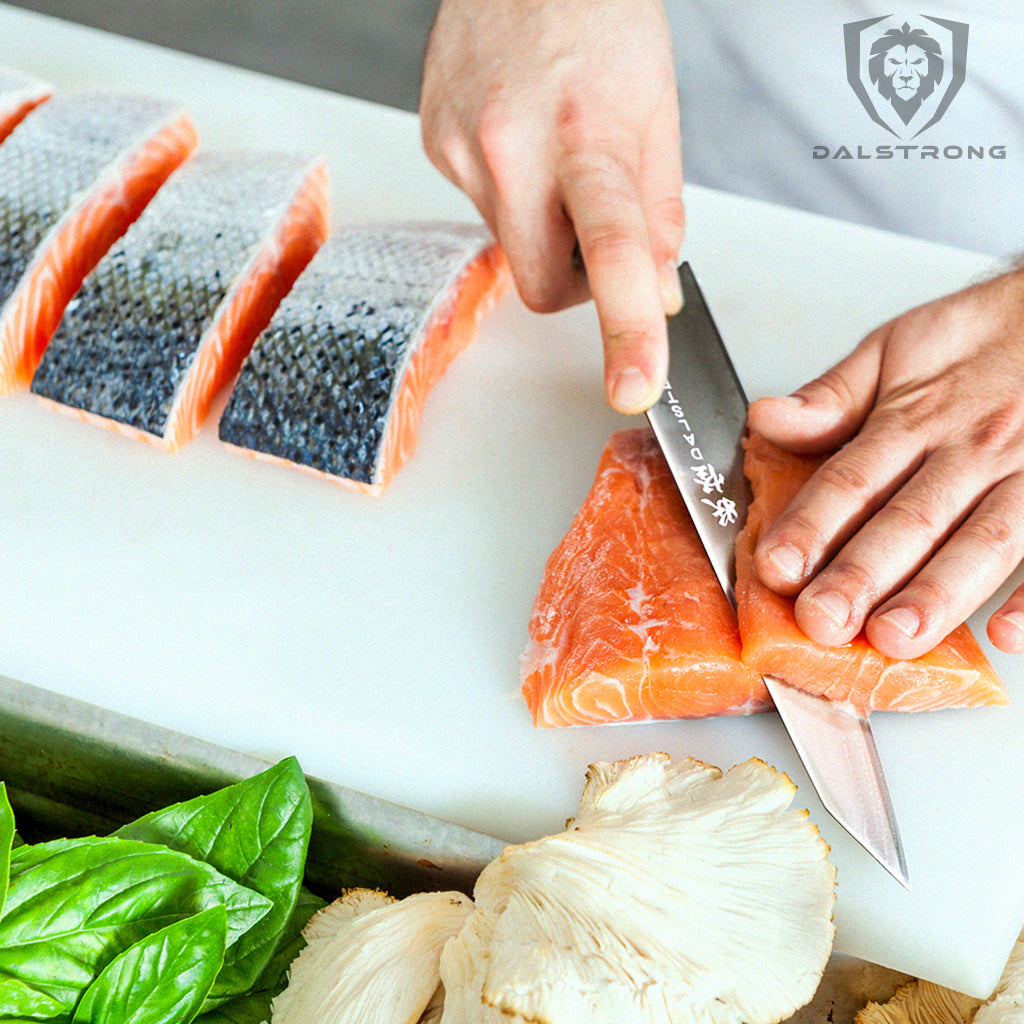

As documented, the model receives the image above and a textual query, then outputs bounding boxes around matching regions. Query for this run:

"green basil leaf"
[196,887,326,1024]
[114,758,312,1000]
[0,974,67,1020]
[1,781,14,920]
[192,990,271,1024]
[71,906,226,1024]
[0,837,271,1017]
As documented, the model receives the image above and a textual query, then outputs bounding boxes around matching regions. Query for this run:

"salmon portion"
[0,93,197,395]
[373,240,509,494]
[219,223,510,495]
[31,152,330,452]
[0,68,50,142]
[521,428,769,728]
[736,433,1008,711]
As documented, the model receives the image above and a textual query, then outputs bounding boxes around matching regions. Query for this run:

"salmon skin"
[218,222,509,495]
[521,428,770,728]
[736,433,1009,711]
[0,92,197,394]
[32,151,330,452]
[0,67,50,142]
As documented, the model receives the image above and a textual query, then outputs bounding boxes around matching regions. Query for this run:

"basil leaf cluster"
[0,757,319,1024]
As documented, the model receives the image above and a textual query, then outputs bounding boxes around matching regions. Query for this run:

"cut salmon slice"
[0,68,50,142]
[218,222,510,495]
[521,427,769,728]
[736,432,1008,711]
[31,151,330,452]
[0,92,197,394]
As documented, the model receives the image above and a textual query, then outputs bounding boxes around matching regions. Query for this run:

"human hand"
[747,267,1024,658]
[419,0,685,413]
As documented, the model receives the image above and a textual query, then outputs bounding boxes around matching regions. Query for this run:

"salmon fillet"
[31,151,330,452]
[0,92,197,394]
[0,68,50,142]
[218,222,510,495]
[736,433,1008,711]
[521,428,770,728]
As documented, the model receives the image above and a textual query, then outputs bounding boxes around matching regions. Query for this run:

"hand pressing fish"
[31,150,329,451]
[219,222,509,495]
[736,433,1008,711]
[522,426,1007,728]
[0,90,197,394]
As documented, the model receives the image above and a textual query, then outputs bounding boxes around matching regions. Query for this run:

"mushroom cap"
[854,980,982,1024]
[270,887,473,1024]
[856,926,1024,1024]
[451,753,836,1024]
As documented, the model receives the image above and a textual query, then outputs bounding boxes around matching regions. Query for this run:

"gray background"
[5,1,438,111]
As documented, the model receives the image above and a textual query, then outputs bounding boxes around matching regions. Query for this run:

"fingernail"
[611,366,657,413]
[809,590,850,630]
[765,543,805,584]
[659,261,683,315]
[999,611,1024,639]
[876,606,921,638]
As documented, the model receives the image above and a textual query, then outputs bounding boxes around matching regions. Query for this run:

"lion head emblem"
[868,22,944,125]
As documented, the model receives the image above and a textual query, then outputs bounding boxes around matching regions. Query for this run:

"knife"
[646,262,909,889]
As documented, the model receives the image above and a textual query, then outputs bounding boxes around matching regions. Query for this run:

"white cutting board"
[1,4,1022,1000]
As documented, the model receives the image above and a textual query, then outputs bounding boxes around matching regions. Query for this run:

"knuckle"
[825,559,884,602]
[968,398,1024,455]
[815,456,876,501]
[554,96,603,153]
[515,271,581,315]
[961,508,1020,561]
[475,96,521,180]
[433,131,472,180]
[882,495,942,539]
[908,574,955,611]
[807,366,860,411]
[585,222,646,268]
[766,509,830,560]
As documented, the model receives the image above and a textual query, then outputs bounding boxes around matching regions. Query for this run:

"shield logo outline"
[844,15,969,139]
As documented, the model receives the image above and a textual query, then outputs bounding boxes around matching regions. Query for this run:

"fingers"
[747,326,885,454]
[988,579,1024,654]
[753,328,902,596]
[754,419,1024,658]
[560,147,672,413]
[793,455,1024,657]
[867,472,1024,658]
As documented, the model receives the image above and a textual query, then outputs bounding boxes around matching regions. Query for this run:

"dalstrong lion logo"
[870,22,943,125]
[845,15,968,138]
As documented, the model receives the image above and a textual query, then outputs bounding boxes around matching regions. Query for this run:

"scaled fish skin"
[0,91,197,394]
[219,222,509,495]
[32,150,330,451]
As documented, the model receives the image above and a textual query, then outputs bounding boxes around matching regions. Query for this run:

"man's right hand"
[419,0,686,414]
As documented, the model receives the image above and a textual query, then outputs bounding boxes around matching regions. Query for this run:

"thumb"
[747,327,885,454]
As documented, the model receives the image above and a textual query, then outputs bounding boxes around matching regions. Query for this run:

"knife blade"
[646,262,909,889]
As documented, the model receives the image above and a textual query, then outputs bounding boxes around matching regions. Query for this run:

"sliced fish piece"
[0,67,50,142]
[521,427,769,728]
[218,222,509,495]
[0,91,197,394]
[32,151,330,451]
[736,433,1009,710]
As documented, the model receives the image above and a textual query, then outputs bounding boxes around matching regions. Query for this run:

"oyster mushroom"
[441,752,836,1024]
[270,887,473,1024]
[856,927,1024,1024]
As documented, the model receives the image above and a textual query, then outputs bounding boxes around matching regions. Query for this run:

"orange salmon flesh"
[522,427,1008,727]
